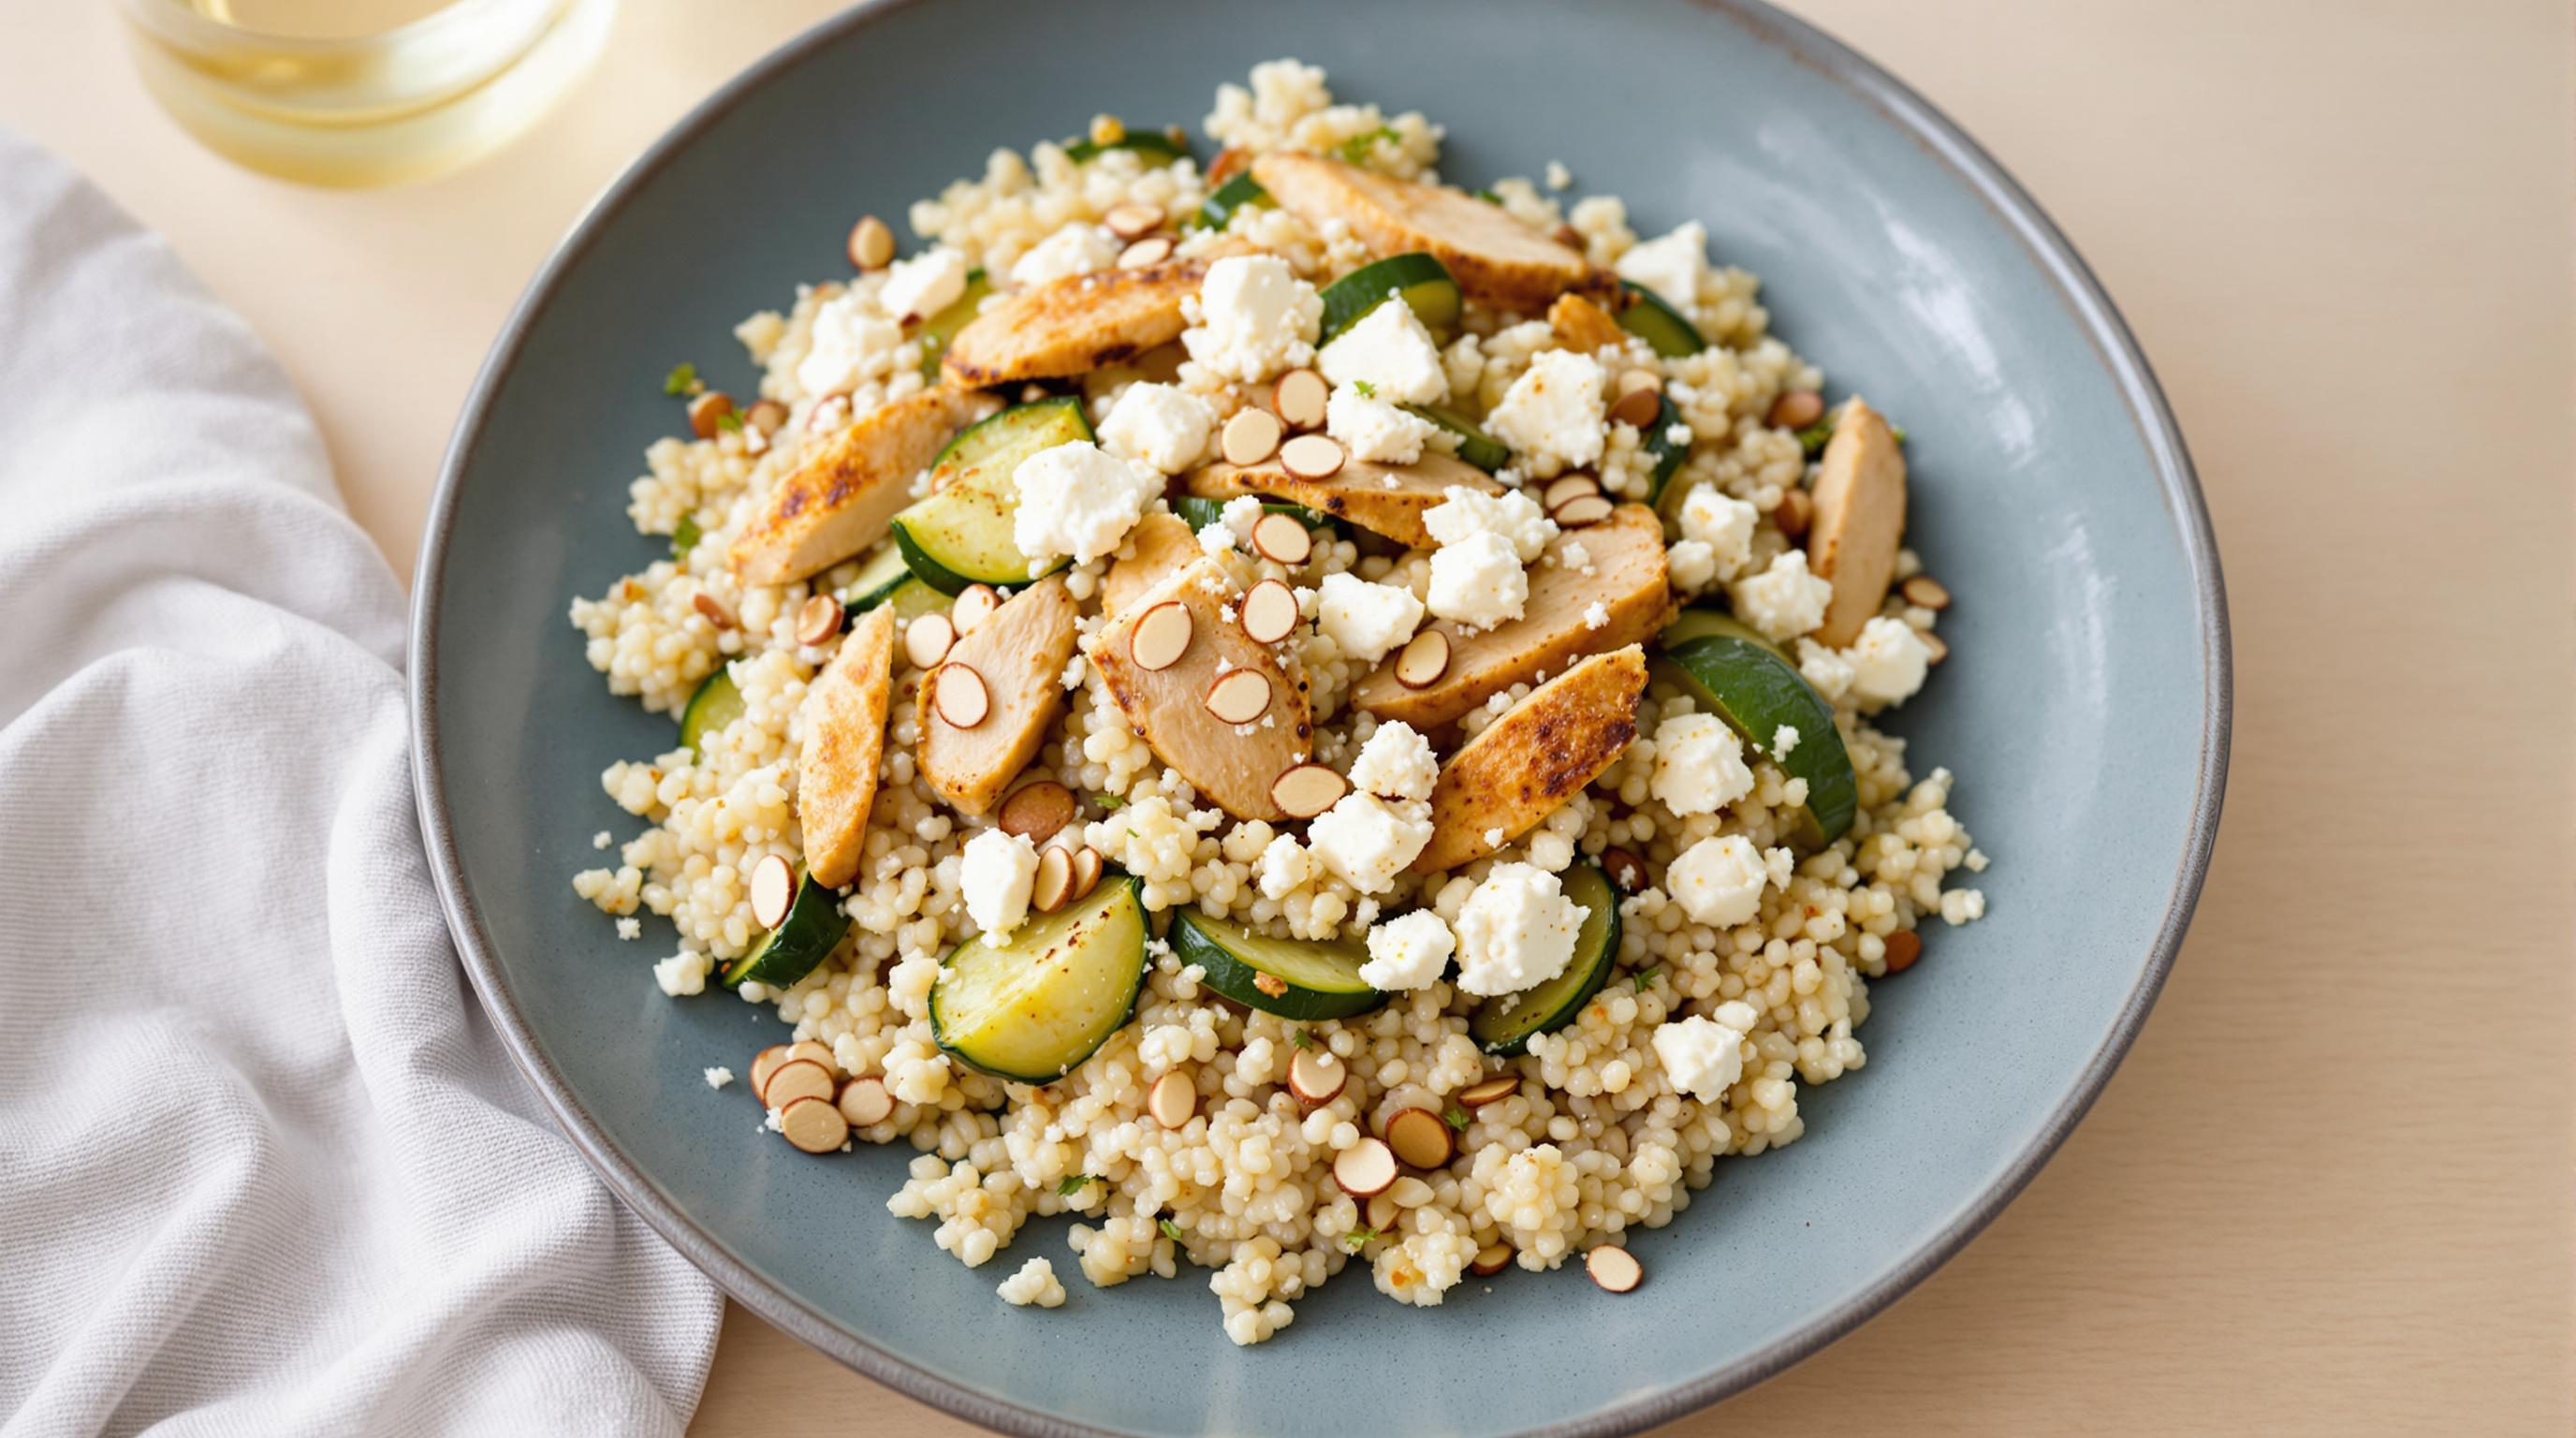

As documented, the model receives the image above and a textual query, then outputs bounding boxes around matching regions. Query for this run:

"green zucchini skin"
[1467,864,1622,1056]
[1615,280,1706,359]
[1169,908,1386,1023]
[1642,395,1690,506]
[722,869,852,990]
[930,876,1150,1084]
[677,668,744,758]
[1404,404,1511,473]
[1193,171,1269,230]
[1169,495,1331,533]
[1063,130,1193,165]
[889,397,1090,594]
[839,545,913,613]
[914,268,992,380]
[1657,611,1860,846]
[1317,252,1462,343]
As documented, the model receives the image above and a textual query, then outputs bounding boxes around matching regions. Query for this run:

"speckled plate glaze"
[411,2,2229,1433]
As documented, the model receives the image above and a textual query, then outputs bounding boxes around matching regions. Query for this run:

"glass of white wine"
[119,0,618,187]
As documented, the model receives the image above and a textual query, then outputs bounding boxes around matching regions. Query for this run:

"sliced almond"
[933,663,990,728]
[1117,236,1175,270]
[1278,433,1344,480]
[1129,599,1195,671]
[1388,1176,1436,1208]
[1221,406,1283,466]
[847,214,896,271]
[1270,763,1348,820]
[1371,1085,1441,1137]
[1471,1241,1515,1276]
[1147,1069,1198,1129]
[1070,846,1105,902]
[1883,928,1924,975]
[1773,487,1811,539]
[1586,1244,1643,1293]
[746,398,791,434]
[691,590,738,630]
[1030,844,1075,914]
[1287,1047,1346,1105]
[1768,389,1825,430]
[1104,202,1164,241]
[1239,578,1301,644]
[1608,378,1662,430]
[1550,492,1614,528]
[1332,1137,1399,1197]
[1922,630,1949,665]
[1383,1107,1456,1169]
[1602,846,1648,894]
[1901,575,1952,610]
[688,390,736,439]
[762,1059,835,1110]
[749,853,797,931]
[952,583,1001,636]
[787,1039,839,1074]
[749,1044,793,1100]
[1456,1076,1519,1109]
[1249,512,1313,566]
[1271,369,1329,430]
[1543,474,1603,512]
[999,780,1077,844]
[1205,668,1273,725]
[1393,628,1451,690]
[780,1094,852,1153]
[794,593,845,647]
[904,611,957,669]
[1366,1193,1400,1234]
[836,1075,894,1127]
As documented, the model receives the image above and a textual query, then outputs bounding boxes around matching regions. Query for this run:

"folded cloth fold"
[0,129,721,1437]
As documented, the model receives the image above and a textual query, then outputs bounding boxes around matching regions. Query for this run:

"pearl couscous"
[571,59,1984,1344]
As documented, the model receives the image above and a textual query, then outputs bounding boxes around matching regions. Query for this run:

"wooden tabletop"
[8,2,2566,1431]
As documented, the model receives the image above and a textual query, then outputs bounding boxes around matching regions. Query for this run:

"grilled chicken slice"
[1808,397,1908,648]
[1251,154,1609,312]
[729,387,999,586]
[1087,557,1313,821]
[1411,647,1645,874]
[795,605,898,888]
[1185,449,1499,549]
[942,255,1215,388]
[1354,505,1674,729]
[1101,511,1200,620]
[918,576,1078,816]
[1547,292,1628,355]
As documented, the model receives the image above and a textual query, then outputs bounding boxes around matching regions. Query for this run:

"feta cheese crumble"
[1665,834,1772,928]
[795,289,902,397]
[652,949,710,997]
[1010,222,1120,289]
[1325,384,1440,464]
[1845,615,1933,707]
[1426,531,1529,629]
[961,828,1041,943]
[1181,254,1321,383]
[1360,909,1456,991]
[1011,441,1162,565]
[703,1066,736,1091]
[1422,485,1557,564]
[1315,571,1425,664]
[1730,549,1833,641]
[1305,792,1434,895]
[1613,221,1709,311]
[1676,485,1759,580]
[1098,382,1215,475]
[1485,348,1607,475]
[1256,834,1313,901]
[1649,713,1753,816]
[1454,862,1584,996]
[1346,720,1438,801]
[880,244,972,323]
[1650,1001,1759,1103]
[1796,638,1856,701]
[1316,299,1449,404]
[1665,540,1718,594]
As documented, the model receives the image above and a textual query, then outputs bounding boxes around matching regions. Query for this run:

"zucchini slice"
[1467,864,1621,1055]
[889,397,1091,594]
[1193,171,1270,230]
[677,668,743,758]
[1170,908,1385,1022]
[1405,404,1510,473]
[839,545,913,612]
[1170,494,1331,533]
[1643,394,1690,506]
[721,868,851,990]
[1063,129,1192,165]
[930,874,1150,1083]
[1318,253,1462,344]
[1615,280,1706,358]
[1657,610,1860,846]
[914,268,992,380]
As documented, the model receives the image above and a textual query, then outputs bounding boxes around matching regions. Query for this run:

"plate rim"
[407,2,2233,1433]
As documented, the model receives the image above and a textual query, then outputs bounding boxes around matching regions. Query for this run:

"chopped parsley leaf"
[1290,1028,1314,1050]
[1352,379,1377,398]
[1159,1217,1185,1244]
[1335,125,1400,165]
[1057,1173,1099,1197]
[670,515,702,559]
[662,362,697,397]
[1093,793,1125,812]
[1442,1105,1470,1132]
[1341,1225,1380,1251]
[715,409,743,433]
[1632,964,1660,991]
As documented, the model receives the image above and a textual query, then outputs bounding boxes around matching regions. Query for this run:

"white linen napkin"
[0,129,723,1437]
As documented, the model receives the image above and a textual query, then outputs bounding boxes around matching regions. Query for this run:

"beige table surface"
[7,1,2569,1432]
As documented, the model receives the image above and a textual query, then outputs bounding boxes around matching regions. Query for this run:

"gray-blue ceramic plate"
[412,2,2229,1433]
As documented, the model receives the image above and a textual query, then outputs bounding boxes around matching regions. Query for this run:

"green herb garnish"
[1290,1028,1314,1050]
[1335,125,1400,165]
[1057,1173,1099,1197]
[1159,1217,1185,1244]
[715,409,743,433]
[662,362,697,397]
[1472,188,1502,205]
[1093,793,1125,812]
[1632,964,1660,991]
[1352,379,1377,399]
[1442,1105,1470,1132]
[1341,1225,1380,1251]
[670,515,702,560]
[1794,418,1835,456]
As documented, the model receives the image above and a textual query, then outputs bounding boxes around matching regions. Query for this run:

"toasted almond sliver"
[952,583,1001,636]
[1883,928,1924,974]
[1551,492,1614,528]
[749,1044,793,1100]
[1922,630,1949,665]
[1332,1137,1398,1197]
[1147,1069,1198,1129]
[1239,579,1301,644]
[1117,236,1174,270]
[688,390,736,439]
[1393,628,1451,690]
[1129,600,1194,671]
[1206,668,1272,725]
[1366,1193,1399,1233]
[1471,1241,1515,1276]
[1901,575,1952,610]
[903,611,956,669]
[1543,474,1602,511]
[691,590,738,630]
[1104,202,1164,241]
[1456,1075,1520,1109]
[934,663,990,728]
[762,1059,835,1110]
[1000,781,1078,844]
[1287,1047,1346,1105]
[1070,846,1105,902]
[1221,406,1283,466]
[794,594,845,647]
[1278,433,1344,480]
[1271,369,1329,430]
[1586,1244,1643,1293]
[780,1095,851,1153]
[1383,1107,1456,1169]
[1768,389,1826,430]
[1609,381,1662,431]
[1030,844,1075,914]
[1774,487,1812,539]
[749,854,797,931]
[1270,763,1348,820]
[1250,512,1313,565]
[787,1039,838,1074]
[836,1076,894,1127]
[847,214,896,271]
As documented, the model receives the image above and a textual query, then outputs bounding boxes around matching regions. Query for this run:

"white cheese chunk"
[1453,862,1584,997]
[795,289,903,398]
[1677,486,1759,580]
[1325,384,1439,464]
[1256,834,1314,901]
[1181,254,1322,384]
[1665,539,1718,594]
[1845,616,1933,708]
[1098,382,1215,475]
[1011,441,1162,565]
[1316,300,1449,404]
[1649,713,1753,817]
[1426,531,1529,629]
[1422,485,1557,564]
[1304,792,1433,896]
[1650,1002,1758,1103]
[1359,910,1456,991]
[961,828,1041,943]
[1347,721,1438,802]
[1010,222,1120,289]
[1795,638,1856,701]
[1665,834,1769,928]
[652,949,710,997]
[1486,348,1607,474]
[1315,571,1425,665]
[1729,549,1833,641]
[880,244,972,323]
[703,1066,735,1090]
[1614,221,1710,311]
